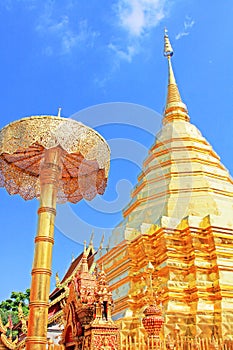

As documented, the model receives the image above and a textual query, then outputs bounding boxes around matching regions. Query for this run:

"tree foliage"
[0,289,30,334]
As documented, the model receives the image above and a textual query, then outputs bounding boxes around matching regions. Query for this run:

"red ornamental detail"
[142,304,164,336]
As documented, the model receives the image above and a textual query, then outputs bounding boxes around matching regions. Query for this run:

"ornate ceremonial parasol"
[0,115,110,350]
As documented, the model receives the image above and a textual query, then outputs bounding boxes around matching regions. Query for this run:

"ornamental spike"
[163,29,189,124]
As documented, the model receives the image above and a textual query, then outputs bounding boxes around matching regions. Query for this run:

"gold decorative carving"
[18,304,28,335]
[0,333,18,350]
[0,116,110,203]
[48,310,63,325]
[0,315,7,334]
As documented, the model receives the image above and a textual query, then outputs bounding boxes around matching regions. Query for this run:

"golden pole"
[26,147,62,350]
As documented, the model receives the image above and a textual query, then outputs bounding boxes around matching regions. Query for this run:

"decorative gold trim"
[18,304,28,335]
[34,236,55,244]
[49,290,69,308]
[1,333,17,350]
[48,310,64,325]
[31,268,52,276]
[0,315,7,334]
[37,207,57,215]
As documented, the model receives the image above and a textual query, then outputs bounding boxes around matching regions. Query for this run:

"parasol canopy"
[0,115,110,203]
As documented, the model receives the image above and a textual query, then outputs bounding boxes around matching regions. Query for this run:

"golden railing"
[120,335,233,350]
[46,335,233,350]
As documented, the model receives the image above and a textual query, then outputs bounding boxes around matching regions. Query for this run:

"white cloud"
[110,0,168,63]
[116,0,167,37]
[108,43,137,63]
[184,17,195,30]
[36,3,99,55]
[175,31,189,40]
[176,16,195,40]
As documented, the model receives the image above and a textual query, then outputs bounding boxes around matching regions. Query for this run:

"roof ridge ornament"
[84,240,87,253]
[89,230,94,247]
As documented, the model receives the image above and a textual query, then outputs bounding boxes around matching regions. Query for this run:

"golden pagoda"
[98,30,233,342]
[1,31,233,350]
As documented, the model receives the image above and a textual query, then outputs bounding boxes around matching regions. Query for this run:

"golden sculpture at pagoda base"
[112,214,233,339]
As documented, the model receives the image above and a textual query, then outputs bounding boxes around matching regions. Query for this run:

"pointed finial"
[71,253,75,262]
[164,29,176,85]
[100,232,105,246]
[55,272,60,287]
[83,240,87,252]
[57,107,62,117]
[163,29,189,124]
[89,230,94,246]
[81,242,88,272]
[99,232,105,253]
[147,261,154,272]
[164,28,173,58]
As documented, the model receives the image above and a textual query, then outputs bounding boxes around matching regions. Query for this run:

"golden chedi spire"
[100,29,233,342]
[163,29,190,124]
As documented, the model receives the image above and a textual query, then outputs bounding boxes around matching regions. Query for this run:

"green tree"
[0,289,30,339]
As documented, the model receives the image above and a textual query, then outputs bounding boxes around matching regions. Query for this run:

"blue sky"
[0,0,232,301]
